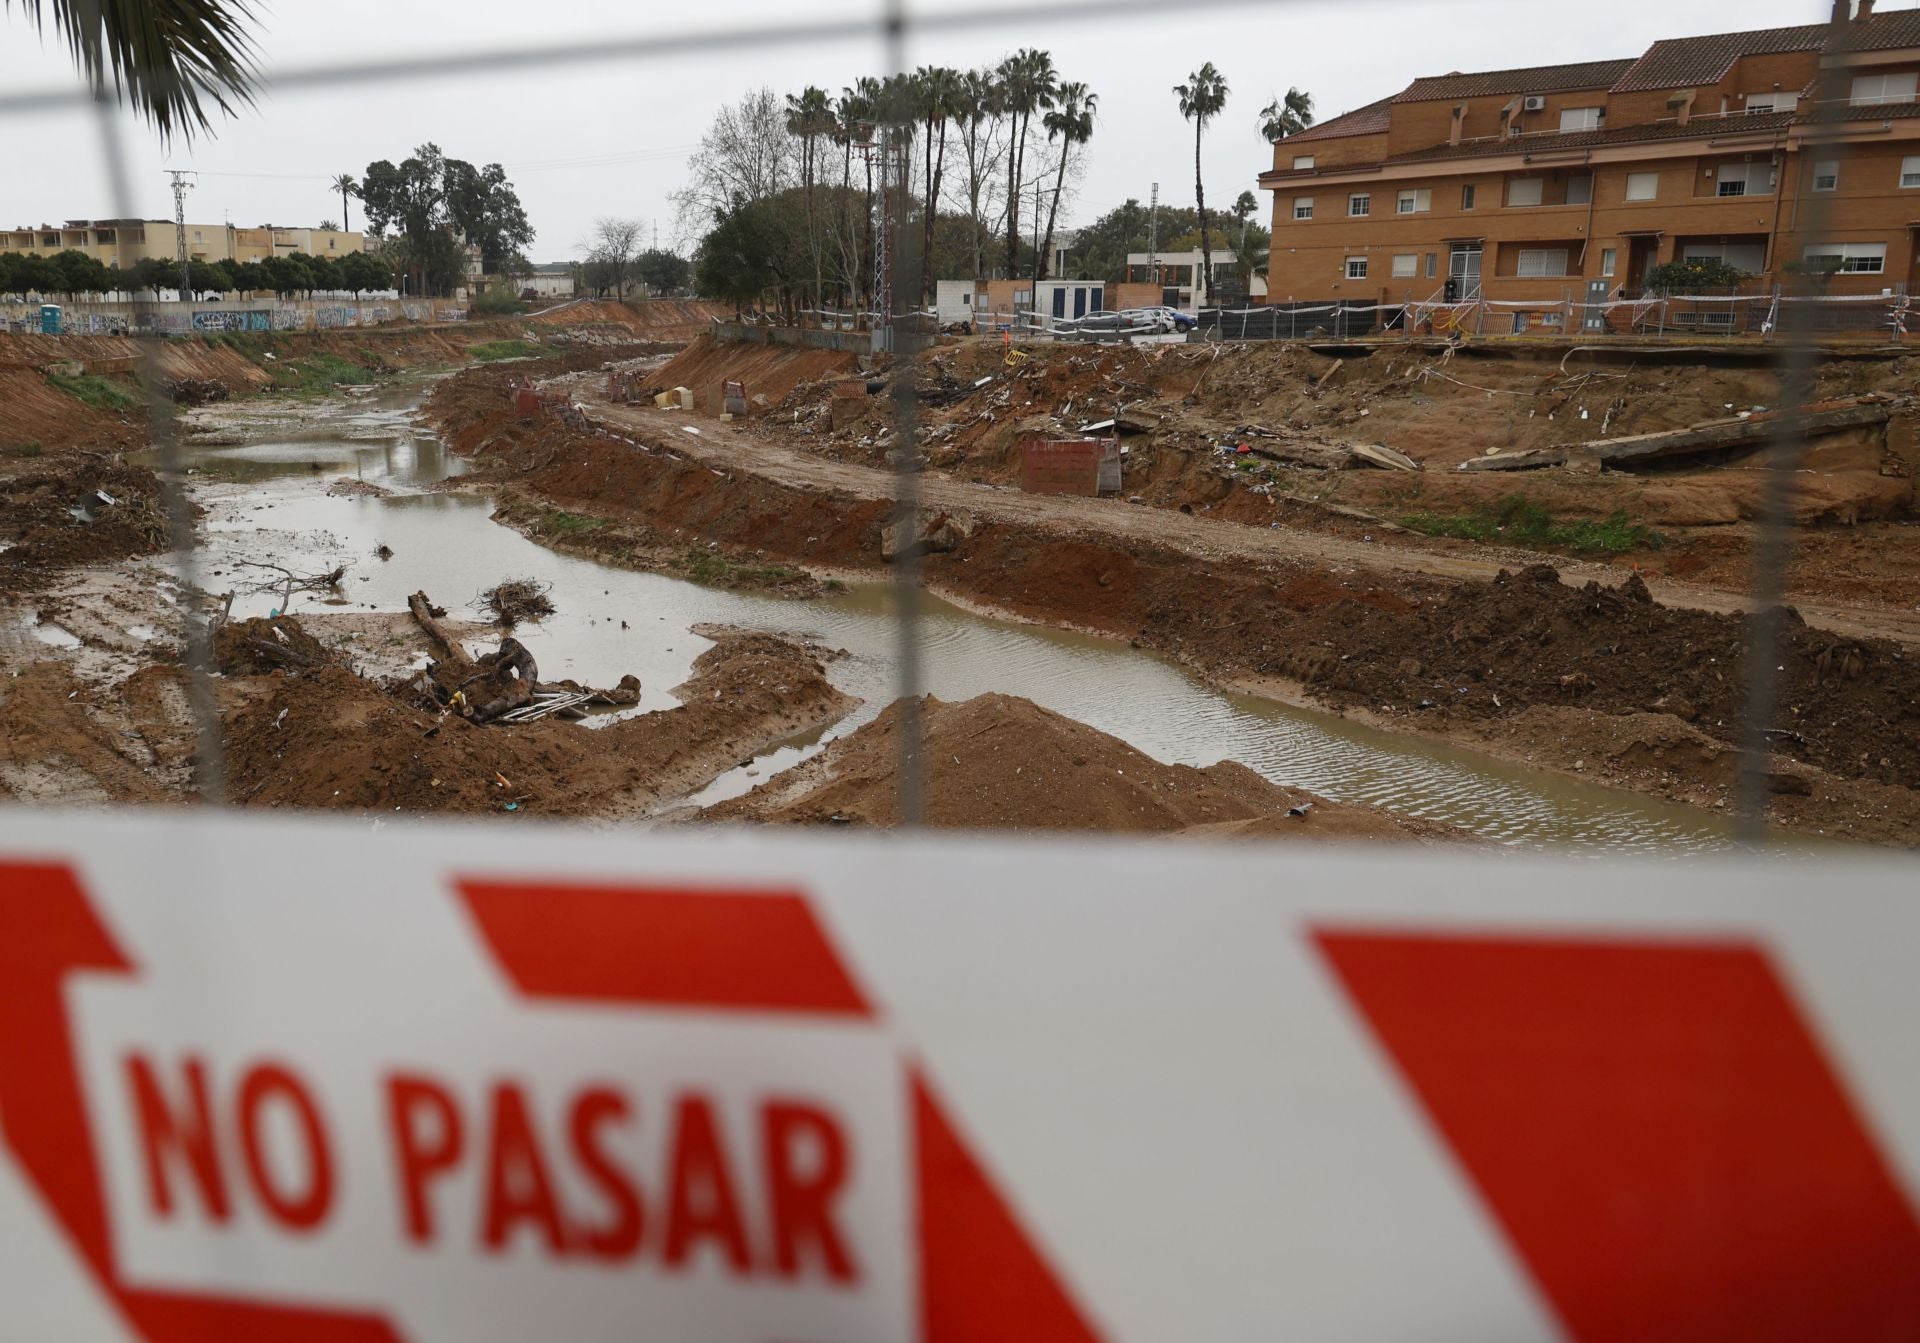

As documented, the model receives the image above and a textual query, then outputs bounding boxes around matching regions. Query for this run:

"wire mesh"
[7,0,1869,848]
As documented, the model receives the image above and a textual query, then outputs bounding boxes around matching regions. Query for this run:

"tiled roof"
[1385,110,1796,166]
[1808,98,1920,124]
[1280,96,1395,145]
[1612,24,1827,92]
[1394,59,1636,104]
[1828,9,1920,52]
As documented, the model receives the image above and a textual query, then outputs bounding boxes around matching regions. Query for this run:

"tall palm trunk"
[1194,119,1211,308]
[1037,144,1070,283]
[1005,117,1023,278]
[339,184,351,233]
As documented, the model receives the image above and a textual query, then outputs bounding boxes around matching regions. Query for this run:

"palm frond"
[8,0,261,142]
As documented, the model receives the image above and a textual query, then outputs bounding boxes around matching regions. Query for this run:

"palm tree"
[331,174,359,233]
[1036,82,1096,283]
[7,0,260,141]
[953,67,1001,283]
[1174,63,1230,310]
[786,85,833,315]
[915,65,963,302]
[1258,88,1316,143]
[997,48,1059,279]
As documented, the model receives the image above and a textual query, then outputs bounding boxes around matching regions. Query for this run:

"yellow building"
[0,218,365,268]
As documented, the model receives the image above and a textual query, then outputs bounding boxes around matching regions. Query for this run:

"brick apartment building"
[1260,2,1920,319]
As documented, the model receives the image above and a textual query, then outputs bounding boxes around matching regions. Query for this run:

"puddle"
[156,385,1739,851]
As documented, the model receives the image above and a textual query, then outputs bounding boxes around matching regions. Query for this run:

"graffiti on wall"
[190,310,273,333]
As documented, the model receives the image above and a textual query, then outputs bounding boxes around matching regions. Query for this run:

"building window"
[1601,247,1617,277]
[1625,171,1659,202]
[1567,174,1594,205]
[1559,107,1604,133]
[1715,162,1774,197]
[1396,188,1432,214]
[1461,183,1477,210]
[1426,252,1438,279]
[1345,256,1369,279]
[1851,72,1918,106]
[1349,193,1371,217]
[1683,241,1766,273]
[1392,253,1418,278]
[1814,161,1840,192]
[1293,154,1315,170]
[1507,177,1544,207]
[1802,242,1886,274]
[1744,92,1799,114]
[41,233,58,247]
[1516,248,1570,278]
[1293,196,1315,220]
[1902,156,1920,188]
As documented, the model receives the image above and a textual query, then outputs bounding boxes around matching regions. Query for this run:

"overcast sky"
[0,0,1891,260]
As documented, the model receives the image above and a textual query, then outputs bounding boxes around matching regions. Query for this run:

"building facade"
[1260,3,1920,310]
[0,219,364,268]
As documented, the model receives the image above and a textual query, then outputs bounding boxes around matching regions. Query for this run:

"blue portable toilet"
[39,304,61,336]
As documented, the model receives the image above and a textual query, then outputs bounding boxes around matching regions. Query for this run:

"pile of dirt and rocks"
[213,614,339,675]
[0,458,169,591]
[223,625,853,817]
[1264,564,1919,789]
[705,692,1466,841]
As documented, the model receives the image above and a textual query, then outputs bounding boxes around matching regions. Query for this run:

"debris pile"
[480,576,556,626]
[213,614,339,675]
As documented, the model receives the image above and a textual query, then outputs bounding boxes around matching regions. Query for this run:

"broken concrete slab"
[1352,442,1422,472]
[1457,448,1571,472]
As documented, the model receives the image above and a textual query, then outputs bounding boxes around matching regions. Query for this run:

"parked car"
[1114,307,1176,333]
[1139,305,1199,332]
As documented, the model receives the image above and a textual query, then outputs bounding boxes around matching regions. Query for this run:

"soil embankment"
[640,332,859,418]
[430,356,1920,844]
[705,692,1469,842]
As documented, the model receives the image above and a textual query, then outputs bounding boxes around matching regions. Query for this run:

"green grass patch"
[542,510,606,536]
[682,550,807,589]
[470,339,545,362]
[6,440,45,458]
[1400,495,1663,555]
[267,353,376,394]
[46,371,141,412]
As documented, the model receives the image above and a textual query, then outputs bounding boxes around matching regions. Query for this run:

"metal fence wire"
[4,0,1863,845]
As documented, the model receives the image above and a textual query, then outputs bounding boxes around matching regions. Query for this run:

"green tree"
[694,196,805,317]
[263,255,312,299]
[338,250,391,297]
[228,259,266,295]
[50,248,110,298]
[187,259,232,297]
[331,174,359,232]
[1258,88,1315,143]
[785,84,835,311]
[998,48,1058,278]
[446,159,534,276]
[4,0,260,141]
[128,256,175,296]
[1645,257,1749,293]
[634,247,691,295]
[359,144,531,295]
[1070,198,1201,284]
[1036,81,1096,283]
[1174,63,1230,306]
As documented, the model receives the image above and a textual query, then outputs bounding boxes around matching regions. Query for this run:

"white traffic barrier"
[2,811,1917,1342]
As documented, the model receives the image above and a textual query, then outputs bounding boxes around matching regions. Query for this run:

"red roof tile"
[1390,110,1796,164]
[1279,96,1394,145]
[1612,24,1827,92]
[1396,59,1636,104]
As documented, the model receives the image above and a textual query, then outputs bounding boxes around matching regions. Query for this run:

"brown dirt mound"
[223,628,852,817]
[1266,564,1920,789]
[645,333,857,418]
[0,458,169,592]
[706,692,1465,841]
[213,615,338,675]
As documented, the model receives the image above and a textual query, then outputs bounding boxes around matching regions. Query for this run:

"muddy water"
[161,385,1735,851]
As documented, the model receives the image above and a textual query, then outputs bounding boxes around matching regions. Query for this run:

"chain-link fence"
[0,0,1883,848]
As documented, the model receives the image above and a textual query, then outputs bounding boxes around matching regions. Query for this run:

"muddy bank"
[428,360,1920,844]
[0,457,170,594]
[704,692,1469,842]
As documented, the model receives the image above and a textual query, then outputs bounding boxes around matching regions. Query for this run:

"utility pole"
[168,170,195,301]
[1147,181,1159,296]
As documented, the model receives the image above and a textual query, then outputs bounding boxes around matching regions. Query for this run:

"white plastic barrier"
[2,811,1917,1342]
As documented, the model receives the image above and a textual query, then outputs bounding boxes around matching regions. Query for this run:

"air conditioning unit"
[1523,95,1547,111]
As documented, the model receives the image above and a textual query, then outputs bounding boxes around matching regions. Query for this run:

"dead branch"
[409,590,474,671]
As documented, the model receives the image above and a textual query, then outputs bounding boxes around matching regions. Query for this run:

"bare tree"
[583,216,642,299]
[671,87,800,244]
[951,66,1007,283]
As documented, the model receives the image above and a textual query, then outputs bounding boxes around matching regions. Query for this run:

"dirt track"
[576,388,1920,648]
